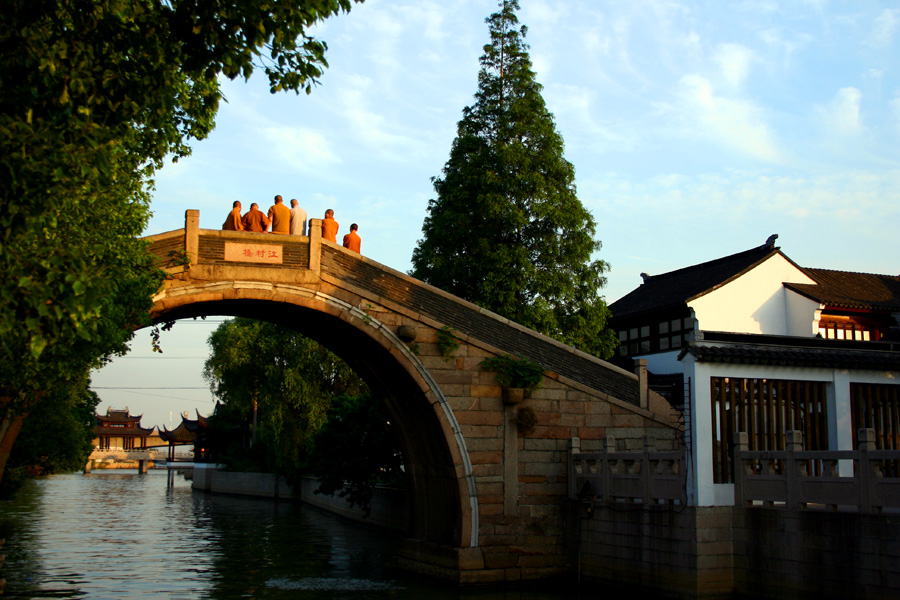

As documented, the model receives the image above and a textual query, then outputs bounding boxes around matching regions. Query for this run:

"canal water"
[0,470,585,599]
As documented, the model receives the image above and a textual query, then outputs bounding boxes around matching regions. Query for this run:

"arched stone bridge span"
[146,210,680,583]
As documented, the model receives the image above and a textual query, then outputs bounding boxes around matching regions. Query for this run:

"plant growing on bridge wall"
[436,326,460,361]
[168,249,192,269]
[409,0,617,359]
[480,354,544,393]
[360,303,376,328]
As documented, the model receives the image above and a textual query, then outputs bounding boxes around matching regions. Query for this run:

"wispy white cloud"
[758,28,814,65]
[260,127,341,172]
[865,8,900,47]
[890,91,900,133]
[584,167,900,233]
[713,43,755,90]
[799,0,827,10]
[333,74,429,162]
[525,0,568,28]
[818,87,863,135]
[732,1,780,14]
[676,74,781,162]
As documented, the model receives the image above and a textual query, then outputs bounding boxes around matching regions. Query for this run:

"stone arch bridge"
[146,210,680,583]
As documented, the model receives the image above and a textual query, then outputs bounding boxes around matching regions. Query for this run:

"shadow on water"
[0,470,592,600]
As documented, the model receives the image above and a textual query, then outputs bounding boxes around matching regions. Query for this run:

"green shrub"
[480,354,544,393]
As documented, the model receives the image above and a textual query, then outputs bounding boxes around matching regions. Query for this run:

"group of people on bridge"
[222,195,361,254]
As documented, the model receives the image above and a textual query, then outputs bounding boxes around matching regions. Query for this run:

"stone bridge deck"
[149,213,640,406]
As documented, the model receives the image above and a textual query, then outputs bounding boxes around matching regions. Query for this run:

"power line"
[91,388,216,403]
[114,356,208,359]
[92,386,208,389]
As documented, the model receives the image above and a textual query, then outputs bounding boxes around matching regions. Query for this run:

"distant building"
[159,410,211,462]
[609,235,900,505]
[93,407,155,451]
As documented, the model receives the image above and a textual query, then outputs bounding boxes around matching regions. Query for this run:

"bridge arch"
[151,280,478,549]
[145,210,682,582]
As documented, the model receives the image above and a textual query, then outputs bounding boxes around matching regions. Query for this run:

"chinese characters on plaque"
[224,242,283,264]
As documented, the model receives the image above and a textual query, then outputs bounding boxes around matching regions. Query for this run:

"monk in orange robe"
[242,203,270,233]
[322,209,339,242]
[222,201,244,231]
[267,195,291,234]
[342,223,361,254]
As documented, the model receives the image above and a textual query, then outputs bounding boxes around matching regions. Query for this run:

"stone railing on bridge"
[734,429,900,513]
[89,449,152,461]
[568,435,687,507]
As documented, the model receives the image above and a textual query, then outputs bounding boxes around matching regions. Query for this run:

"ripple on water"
[266,577,404,591]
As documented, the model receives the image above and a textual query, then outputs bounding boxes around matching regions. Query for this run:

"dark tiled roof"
[681,342,900,371]
[159,422,197,443]
[159,413,207,443]
[609,244,781,319]
[786,268,900,311]
[97,408,143,423]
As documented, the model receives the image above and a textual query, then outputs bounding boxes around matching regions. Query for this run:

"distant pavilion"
[159,410,210,462]
[93,407,154,451]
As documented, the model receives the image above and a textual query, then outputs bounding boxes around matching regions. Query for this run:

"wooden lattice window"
[851,383,900,450]
[711,377,828,483]
[818,313,889,341]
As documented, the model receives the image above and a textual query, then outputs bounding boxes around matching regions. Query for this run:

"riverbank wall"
[191,464,406,533]
[575,504,900,600]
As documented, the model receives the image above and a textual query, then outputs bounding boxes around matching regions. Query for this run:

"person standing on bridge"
[342,223,361,254]
[242,203,270,233]
[267,195,291,234]
[289,199,307,236]
[322,209,339,243]
[222,201,244,231]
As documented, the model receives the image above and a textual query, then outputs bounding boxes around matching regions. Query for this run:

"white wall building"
[609,236,900,506]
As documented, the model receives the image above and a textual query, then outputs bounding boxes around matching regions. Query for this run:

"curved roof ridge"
[610,243,781,319]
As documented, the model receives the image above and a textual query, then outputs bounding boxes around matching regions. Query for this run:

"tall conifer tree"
[410,0,615,358]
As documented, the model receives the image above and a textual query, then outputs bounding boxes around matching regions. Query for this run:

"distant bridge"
[145,210,681,583]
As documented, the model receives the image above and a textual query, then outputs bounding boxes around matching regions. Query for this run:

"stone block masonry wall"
[576,506,734,599]
[734,508,900,600]
[577,504,900,600]
[146,230,186,269]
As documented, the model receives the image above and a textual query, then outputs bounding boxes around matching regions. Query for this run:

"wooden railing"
[734,429,900,512]
[568,436,687,506]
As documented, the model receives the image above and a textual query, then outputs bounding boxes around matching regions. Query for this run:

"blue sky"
[92,0,900,430]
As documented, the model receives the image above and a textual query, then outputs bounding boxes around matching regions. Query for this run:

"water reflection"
[0,470,581,599]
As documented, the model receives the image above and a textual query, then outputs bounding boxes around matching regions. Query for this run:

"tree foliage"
[410,0,616,358]
[203,319,406,514]
[0,0,362,482]
[0,374,100,498]
[203,318,367,474]
[307,393,405,516]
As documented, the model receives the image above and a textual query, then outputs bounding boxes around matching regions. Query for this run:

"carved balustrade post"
[642,435,653,504]
[567,436,581,500]
[858,428,875,513]
[602,436,615,505]
[734,432,748,507]
[785,430,802,509]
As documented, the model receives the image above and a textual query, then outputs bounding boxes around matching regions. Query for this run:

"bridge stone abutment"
[145,210,682,583]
